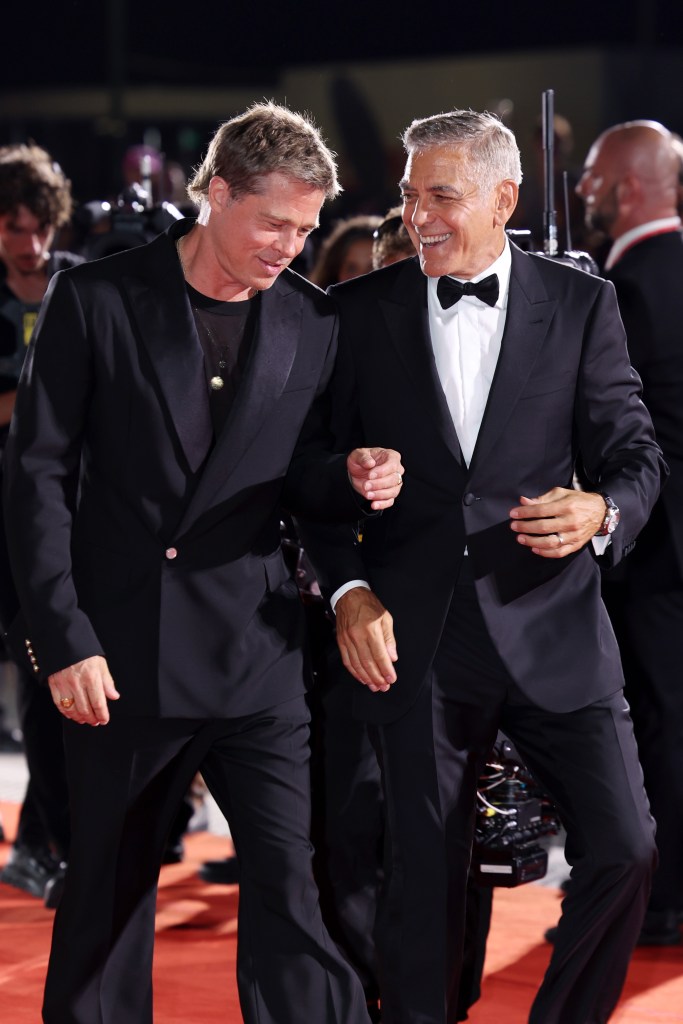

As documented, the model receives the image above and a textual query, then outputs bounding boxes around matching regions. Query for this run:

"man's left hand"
[509,487,606,558]
[347,447,404,510]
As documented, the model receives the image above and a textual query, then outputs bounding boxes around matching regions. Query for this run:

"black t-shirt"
[186,283,259,435]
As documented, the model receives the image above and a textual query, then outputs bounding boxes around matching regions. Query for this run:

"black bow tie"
[437,273,499,309]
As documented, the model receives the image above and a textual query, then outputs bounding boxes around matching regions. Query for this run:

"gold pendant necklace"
[194,309,228,392]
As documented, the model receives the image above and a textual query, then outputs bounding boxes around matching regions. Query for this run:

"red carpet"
[1,799,682,1023]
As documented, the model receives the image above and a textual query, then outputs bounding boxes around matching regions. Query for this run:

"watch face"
[597,495,620,536]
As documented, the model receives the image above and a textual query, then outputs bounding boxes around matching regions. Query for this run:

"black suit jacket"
[298,245,665,724]
[3,221,359,718]
[606,230,683,586]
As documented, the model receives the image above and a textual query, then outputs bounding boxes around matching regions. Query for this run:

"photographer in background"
[0,144,81,903]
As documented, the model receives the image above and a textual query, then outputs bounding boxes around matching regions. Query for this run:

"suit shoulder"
[280,267,336,315]
[522,250,610,305]
[55,236,157,286]
[329,256,420,303]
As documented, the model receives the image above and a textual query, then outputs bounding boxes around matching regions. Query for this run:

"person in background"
[309,214,381,288]
[297,107,664,1024]
[0,144,81,905]
[3,101,403,1024]
[575,119,683,946]
[371,205,414,270]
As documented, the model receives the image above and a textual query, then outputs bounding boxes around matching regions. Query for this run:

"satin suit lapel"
[175,272,302,532]
[122,232,302,533]
[380,257,464,466]
[122,231,213,475]
[468,245,557,472]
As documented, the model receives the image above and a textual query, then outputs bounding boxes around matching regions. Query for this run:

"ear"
[494,180,519,226]
[207,175,231,211]
[615,173,639,210]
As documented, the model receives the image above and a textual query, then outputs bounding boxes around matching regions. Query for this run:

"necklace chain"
[194,309,228,392]
[177,237,226,392]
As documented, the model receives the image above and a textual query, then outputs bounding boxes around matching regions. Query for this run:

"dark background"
[4,1,683,86]
[3,0,683,241]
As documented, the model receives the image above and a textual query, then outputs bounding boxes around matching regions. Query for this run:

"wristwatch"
[595,494,620,536]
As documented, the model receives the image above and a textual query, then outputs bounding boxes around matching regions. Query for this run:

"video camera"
[75,184,184,262]
[472,735,560,887]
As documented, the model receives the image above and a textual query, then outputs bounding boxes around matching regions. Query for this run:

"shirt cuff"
[591,535,612,556]
[330,580,370,612]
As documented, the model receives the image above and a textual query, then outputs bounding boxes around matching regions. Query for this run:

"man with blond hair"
[4,102,401,1024]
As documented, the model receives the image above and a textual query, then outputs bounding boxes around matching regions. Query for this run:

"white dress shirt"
[427,242,512,466]
[331,245,512,610]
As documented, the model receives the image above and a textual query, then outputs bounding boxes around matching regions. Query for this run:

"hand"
[509,487,606,558]
[335,587,398,692]
[48,655,120,726]
[347,447,404,510]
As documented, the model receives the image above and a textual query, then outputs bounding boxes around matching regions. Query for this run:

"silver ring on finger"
[556,533,564,546]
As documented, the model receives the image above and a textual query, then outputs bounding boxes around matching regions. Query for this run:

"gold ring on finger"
[59,696,75,709]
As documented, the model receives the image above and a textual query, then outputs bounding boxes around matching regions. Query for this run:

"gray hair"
[402,109,523,194]
[187,101,341,205]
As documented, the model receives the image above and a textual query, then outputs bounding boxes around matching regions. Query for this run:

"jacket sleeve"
[282,305,376,527]
[3,271,105,677]
[289,294,372,602]
[576,279,667,569]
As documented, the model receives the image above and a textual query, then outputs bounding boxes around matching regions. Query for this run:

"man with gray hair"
[298,108,664,1023]
[3,101,402,1024]
[576,120,683,946]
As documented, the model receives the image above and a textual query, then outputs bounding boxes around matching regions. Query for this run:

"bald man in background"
[577,120,683,944]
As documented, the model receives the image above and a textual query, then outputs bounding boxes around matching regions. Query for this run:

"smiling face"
[399,146,517,279]
[204,171,325,299]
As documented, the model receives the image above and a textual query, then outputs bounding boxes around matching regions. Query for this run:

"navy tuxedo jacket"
[3,222,358,718]
[298,245,666,724]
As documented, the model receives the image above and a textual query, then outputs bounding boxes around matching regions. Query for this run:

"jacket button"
[463,492,478,506]
[165,547,178,560]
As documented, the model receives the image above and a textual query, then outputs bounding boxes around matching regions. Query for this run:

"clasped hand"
[347,447,404,510]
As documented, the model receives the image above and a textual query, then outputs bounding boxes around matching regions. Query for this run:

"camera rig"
[472,735,561,887]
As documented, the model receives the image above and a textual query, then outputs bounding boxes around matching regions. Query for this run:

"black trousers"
[42,695,369,1024]
[311,645,492,1021]
[375,579,656,1024]
[602,581,683,915]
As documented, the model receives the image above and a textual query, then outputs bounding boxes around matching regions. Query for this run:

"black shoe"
[544,925,558,944]
[0,844,65,898]
[198,856,240,885]
[44,865,67,909]
[637,909,682,946]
